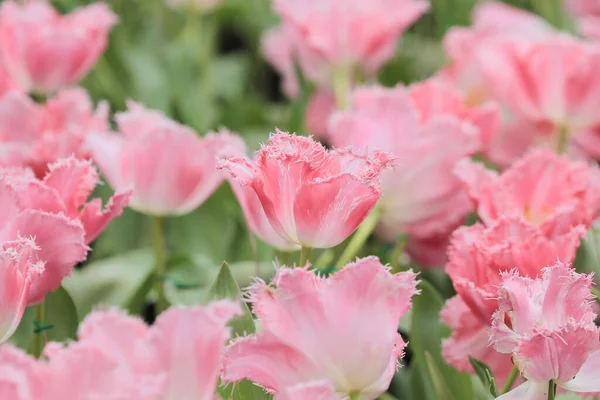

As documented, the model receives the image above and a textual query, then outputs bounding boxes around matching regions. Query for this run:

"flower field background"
[1,0,600,399]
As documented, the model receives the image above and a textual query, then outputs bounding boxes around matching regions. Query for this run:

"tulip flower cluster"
[0,1,600,400]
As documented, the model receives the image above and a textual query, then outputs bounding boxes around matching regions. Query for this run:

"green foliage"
[469,357,498,398]
[409,281,474,400]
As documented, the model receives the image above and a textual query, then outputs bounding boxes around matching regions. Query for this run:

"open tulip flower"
[222,257,418,400]
[87,102,238,217]
[492,264,600,399]
[0,87,109,177]
[219,131,394,249]
[0,0,117,93]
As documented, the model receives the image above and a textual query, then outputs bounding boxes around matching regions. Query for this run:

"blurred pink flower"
[0,345,44,399]
[446,218,585,325]
[305,90,336,143]
[476,36,600,133]
[274,0,428,78]
[0,87,109,177]
[405,234,451,269]
[492,264,600,399]
[76,301,241,400]
[0,239,44,344]
[329,84,480,248]
[87,102,233,216]
[455,149,600,234]
[441,295,515,388]
[0,0,117,93]
[567,0,600,41]
[0,157,130,304]
[440,1,552,103]
[276,382,337,400]
[222,257,418,399]
[0,62,19,97]
[219,131,394,249]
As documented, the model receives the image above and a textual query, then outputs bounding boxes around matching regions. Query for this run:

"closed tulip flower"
[0,0,117,93]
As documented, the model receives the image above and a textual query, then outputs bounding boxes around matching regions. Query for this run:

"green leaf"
[42,286,79,342]
[410,281,474,400]
[205,261,255,336]
[9,307,35,350]
[469,356,498,398]
[63,249,155,320]
[207,262,271,400]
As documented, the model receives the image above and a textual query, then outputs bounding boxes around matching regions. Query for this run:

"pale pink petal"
[151,301,241,400]
[86,131,126,190]
[496,381,549,400]
[43,157,98,215]
[0,345,44,400]
[79,190,131,243]
[561,350,600,392]
[275,381,337,400]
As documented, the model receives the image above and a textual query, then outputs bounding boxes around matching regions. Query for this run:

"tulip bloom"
[329,84,482,252]
[455,150,600,233]
[87,102,235,216]
[0,0,117,93]
[219,132,394,249]
[0,88,109,177]
[0,239,44,344]
[222,257,418,399]
[492,264,600,399]
[0,157,129,304]
[75,301,242,400]
[440,296,515,387]
[274,0,428,77]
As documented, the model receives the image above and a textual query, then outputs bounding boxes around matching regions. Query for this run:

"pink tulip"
[87,102,234,216]
[0,88,109,177]
[0,345,44,399]
[0,239,44,343]
[476,36,600,135]
[440,296,515,388]
[276,382,337,400]
[0,157,130,304]
[0,1,117,93]
[222,257,418,399]
[0,62,19,96]
[440,1,551,103]
[218,135,299,251]
[261,24,328,97]
[329,84,480,245]
[274,0,428,77]
[76,301,241,400]
[305,90,336,143]
[492,264,600,399]
[456,149,600,234]
[219,131,394,248]
[446,218,586,324]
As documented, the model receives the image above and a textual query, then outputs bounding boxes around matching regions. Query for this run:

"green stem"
[32,302,46,358]
[592,287,600,304]
[502,366,519,394]
[548,380,556,400]
[555,124,569,154]
[152,216,168,314]
[336,207,381,267]
[349,391,361,400]
[299,246,312,267]
[277,250,291,266]
[390,234,408,273]
[313,249,335,270]
[332,64,353,111]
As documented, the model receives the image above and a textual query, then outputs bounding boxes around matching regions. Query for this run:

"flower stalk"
[152,216,168,314]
